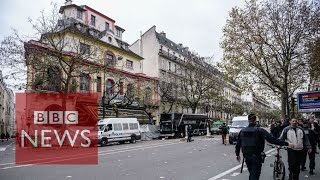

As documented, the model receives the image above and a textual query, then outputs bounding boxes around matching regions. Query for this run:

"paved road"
[0,136,320,180]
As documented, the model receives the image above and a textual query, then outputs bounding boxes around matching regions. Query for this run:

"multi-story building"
[131,26,234,122]
[0,71,15,136]
[25,0,159,124]
[241,92,272,124]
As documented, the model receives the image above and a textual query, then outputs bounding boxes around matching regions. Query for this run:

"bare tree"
[308,38,320,91]
[180,55,224,114]
[221,0,320,118]
[1,3,102,92]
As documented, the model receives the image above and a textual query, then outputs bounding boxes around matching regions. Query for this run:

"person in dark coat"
[235,114,293,180]
[1,132,5,142]
[219,123,228,145]
[301,122,319,175]
[6,132,9,141]
[187,125,192,142]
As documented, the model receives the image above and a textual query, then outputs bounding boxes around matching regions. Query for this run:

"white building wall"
[130,26,160,78]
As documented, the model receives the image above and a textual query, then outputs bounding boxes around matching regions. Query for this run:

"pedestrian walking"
[187,125,192,142]
[219,123,228,145]
[279,118,311,180]
[6,132,9,141]
[235,114,293,180]
[300,121,319,175]
[1,132,5,142]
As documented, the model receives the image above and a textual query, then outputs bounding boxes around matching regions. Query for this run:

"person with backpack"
[235,114,294,180]
[219,123,228,145]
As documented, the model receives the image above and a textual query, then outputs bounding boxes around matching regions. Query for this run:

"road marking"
[208,148,276,180]
[0,142,14,152]
[0,141,184,170]
[0,141,181,167]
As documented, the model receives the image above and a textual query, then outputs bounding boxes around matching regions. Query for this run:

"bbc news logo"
[16,93,98,164]
[34,111,78,124]
[21,111,91,148]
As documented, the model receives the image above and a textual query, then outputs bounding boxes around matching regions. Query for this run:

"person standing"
[300,122,318,175]
[0,132,5,142]
[187,125,192,142]
[6,132,9,141]
[219,123,228,145]
[279,118,311,180]
[235,114,293,180]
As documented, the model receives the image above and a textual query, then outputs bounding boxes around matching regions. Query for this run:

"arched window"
[80,73,90,92]
[127,84,134,97]
[47,67,61,91]
[106,79,115,96]
[145,87,152,104]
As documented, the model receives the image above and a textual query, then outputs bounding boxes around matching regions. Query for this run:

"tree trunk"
[281,93,287,120]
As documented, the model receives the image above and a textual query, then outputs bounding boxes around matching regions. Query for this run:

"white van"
[97,118,141,146]
[228,115,259,144]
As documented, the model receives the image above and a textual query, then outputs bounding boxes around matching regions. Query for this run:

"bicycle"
[268,144,287,180]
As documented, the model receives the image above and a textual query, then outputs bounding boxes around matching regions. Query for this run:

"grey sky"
[0,0,246,63]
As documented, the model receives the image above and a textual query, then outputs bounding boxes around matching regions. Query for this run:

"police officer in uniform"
[235,114,293,180]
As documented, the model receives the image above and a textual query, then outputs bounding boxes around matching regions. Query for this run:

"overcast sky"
[0,0,246,63]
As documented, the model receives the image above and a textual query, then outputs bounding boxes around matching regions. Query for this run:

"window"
[47,67,60,91]
[105,22,109,31]
[174,64,177,73]
[91,15,96,26]
[127,84,134,97]
[116,29,121,37]
[119,82,124,95]
[105,53,115,66]
[77,10,83,20]
[168,62,171,71]
[126,60,133,69]
[145,87,151,104]
[106,79,114,96]
[97,77,101,92]
[122,123,129,130]
[114,123,122,131]
[80,43,90,55]
[129,123,138,130]
[80,74,90,91]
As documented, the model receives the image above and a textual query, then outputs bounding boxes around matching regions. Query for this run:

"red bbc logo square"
[15,93,98,165]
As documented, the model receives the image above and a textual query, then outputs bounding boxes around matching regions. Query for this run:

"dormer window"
[116,29,121,38]
[77,10,83,20]
[91,15,96,26]
[105,22,109,31]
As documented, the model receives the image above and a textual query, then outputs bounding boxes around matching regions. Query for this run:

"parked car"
[210,121,224,135]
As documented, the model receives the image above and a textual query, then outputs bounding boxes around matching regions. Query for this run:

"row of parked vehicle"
[96,114,259,146]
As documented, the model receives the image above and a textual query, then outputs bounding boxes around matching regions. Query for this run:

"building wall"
[0,71,14,136]
[130,26,160,78]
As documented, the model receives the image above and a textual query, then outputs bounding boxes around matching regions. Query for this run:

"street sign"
[297,91,320,113]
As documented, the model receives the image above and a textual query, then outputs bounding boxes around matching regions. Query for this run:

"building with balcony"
[25,0,159,124]
[131,26,239,121]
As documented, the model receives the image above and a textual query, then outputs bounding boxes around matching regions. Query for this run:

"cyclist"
[235,113,294,180]
[279,118,311,180]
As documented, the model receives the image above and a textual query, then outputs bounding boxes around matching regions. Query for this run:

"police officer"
[235,114,293,180]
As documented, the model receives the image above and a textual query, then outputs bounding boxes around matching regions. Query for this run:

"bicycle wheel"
[273,160,286,180]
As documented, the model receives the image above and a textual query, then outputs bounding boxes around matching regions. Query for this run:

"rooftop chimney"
[178,43,183,47]
[65,0,72,5]
[160,31,166,37]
